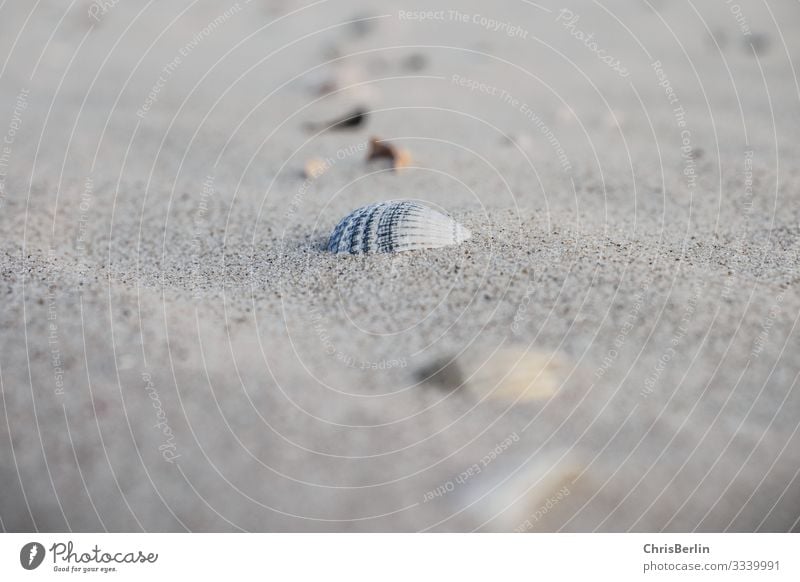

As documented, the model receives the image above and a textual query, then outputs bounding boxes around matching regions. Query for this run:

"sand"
[1,0,799,531]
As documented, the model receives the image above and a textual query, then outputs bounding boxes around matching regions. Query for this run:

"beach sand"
[1,0,799,531]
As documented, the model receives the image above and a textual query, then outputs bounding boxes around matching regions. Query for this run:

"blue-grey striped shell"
[327,200,471,254]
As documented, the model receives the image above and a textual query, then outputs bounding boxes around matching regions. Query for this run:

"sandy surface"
[1,0,800,531]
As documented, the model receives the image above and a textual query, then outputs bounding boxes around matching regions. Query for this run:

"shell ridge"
[378,201,403,253]
[347,205,367,255]
[361,203,383,254]
[327,218,347,252]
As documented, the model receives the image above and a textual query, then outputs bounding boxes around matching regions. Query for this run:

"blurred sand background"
[1,0,800,531]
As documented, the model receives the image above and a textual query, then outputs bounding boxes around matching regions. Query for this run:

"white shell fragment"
[461,453,588,532]
[327,200,471,255]
[470,348,571,402]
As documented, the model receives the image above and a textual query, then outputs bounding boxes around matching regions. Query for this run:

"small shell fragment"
[327,200,470,255]
[367,137,412,171]
[305,107,368,132]
[414,356,464,389]
[401,53,428,72]
[303,157,329,179]
[471,348,570,402]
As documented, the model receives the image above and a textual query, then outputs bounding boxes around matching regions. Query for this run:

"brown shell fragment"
[304,107,368,132]
[367,137,412,171]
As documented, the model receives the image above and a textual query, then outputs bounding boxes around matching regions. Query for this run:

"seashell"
[327,200,471,255]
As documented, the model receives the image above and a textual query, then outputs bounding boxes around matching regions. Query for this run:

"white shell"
[459,453,586,532]
[327,200,471,255]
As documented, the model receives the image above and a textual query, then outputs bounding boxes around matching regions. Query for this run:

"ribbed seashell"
[327,200,471,255]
